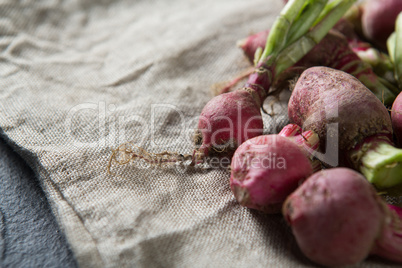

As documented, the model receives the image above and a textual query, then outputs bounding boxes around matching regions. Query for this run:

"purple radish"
[288,66,402,189]
[230,124,320,213]
[283,167,402,266]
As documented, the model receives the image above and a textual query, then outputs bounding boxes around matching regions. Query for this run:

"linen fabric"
[0,0,399,267]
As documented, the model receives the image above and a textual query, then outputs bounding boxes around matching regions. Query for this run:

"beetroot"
[229,124,319,213]
[283,167,402,266]
[194,88,265,162]
[237,29,270,66]
[372,203,402,264]
[238,30,268,65]
[361,0,402,50]
[287,66,402,189]
[288,66,391,151]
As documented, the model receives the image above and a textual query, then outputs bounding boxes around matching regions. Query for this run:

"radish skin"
[288,66,402,189]
[371,203,402,263]
[230,124,319,213]
[283,168,402,266]
[237,29,270,66]
[288,66,392,152]
[194,88,265,161]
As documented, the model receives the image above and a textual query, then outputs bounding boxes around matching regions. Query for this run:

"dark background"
[0,137,77,268]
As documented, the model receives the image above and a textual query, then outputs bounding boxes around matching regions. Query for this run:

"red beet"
[283,167,402,266]
[361,0,402,50]
[229,124,319,213]
[288,66,402,189]
[238,30,270,65]
[194,88,265,161]
[288,66,392,152]
[371,203,402,264]
[194,70,269,162]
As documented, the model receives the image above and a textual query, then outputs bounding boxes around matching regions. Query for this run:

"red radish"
[238,28,397,104]
[288,66,402,189]
[194,88,266,161]
[283,167,402,266]
[230,124,320,213]
[361,0,402,50]
[388,203,402,218]
[279,124,320,162]
[391,91,402,146]
[238,30,270,65]
[372,203,402,263]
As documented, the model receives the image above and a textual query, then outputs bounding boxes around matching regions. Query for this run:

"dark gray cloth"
[0,136,77,268]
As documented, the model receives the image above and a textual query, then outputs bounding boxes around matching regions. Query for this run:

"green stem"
[394,13,402,88]
[387,32,396,64]
[274,0,357,75]
[359,142,402,189]
[311,0,344,28]
[286,0,328,46]
[377,76,399,98]
[258,0,311,64]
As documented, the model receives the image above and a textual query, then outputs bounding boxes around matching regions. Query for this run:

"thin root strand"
[107,143,193,174]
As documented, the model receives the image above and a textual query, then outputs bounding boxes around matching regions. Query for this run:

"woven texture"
[0,0,399,267]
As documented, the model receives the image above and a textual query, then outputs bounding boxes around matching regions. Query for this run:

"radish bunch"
[229,66,402,266]
[193,0,357,163]
[110,0,357,170]
[110,1,402,265]
[208,1,402,266]
[277,66,402,266]
[110,1,358,168]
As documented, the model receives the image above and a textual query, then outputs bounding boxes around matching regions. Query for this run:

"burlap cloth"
[0,0,399,267]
